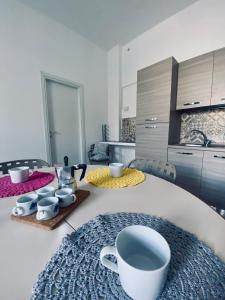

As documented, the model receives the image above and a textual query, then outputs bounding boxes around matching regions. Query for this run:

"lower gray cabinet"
[168,148,203,197]
[200,151,225,209]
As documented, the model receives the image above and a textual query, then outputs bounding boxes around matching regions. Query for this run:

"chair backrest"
[0,159,50,175]
[88,143,109,158]
[88,144,95,162]
[128,158,176,182]
[88,144,95,155]
[91,143,109,154]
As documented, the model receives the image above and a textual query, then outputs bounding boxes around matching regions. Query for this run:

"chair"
[211,206,225,219]
[128,158,176,183]
[0,159,50,175]
[88,143,110,165]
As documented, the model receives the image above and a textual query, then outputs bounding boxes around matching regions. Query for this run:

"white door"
[46,80,82,165]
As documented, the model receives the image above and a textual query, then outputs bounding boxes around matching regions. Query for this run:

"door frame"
[41,72,86,165]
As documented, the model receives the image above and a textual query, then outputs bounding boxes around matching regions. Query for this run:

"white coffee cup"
[100,225,171,300]
[36,197,59,221]
[9,166,33,183]
[55,188,76,208]
[36,186,55,200]
[109,163,124,178]
[12,193,38,216]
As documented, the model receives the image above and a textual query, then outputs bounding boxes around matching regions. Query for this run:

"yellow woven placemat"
[85,167,145,188]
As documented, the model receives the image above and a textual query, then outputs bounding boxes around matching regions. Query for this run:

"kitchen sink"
[208,143,225,148]
[178,143,204,147]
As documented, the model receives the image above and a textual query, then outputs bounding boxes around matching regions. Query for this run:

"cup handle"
[72,194,76,203]
[12,206,24,216]
[100,246,118,274]
[36,210,48,220]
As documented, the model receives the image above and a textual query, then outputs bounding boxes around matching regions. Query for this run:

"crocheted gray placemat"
[30,213,225,300]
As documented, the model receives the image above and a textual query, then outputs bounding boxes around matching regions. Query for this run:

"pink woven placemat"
[0,171,55,198]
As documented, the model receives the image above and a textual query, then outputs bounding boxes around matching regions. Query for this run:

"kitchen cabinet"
[136,123,169,161]
[200,151,225,209]
[168,147,203,197]
[211,48,225,106]
[176,52,213,110]
[136,83,171,124]
[168,146,225,208]
[136,58,174,124]
[136,57,179,160]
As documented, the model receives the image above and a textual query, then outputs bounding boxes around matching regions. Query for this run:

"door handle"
[176,152,193,155]
[145,125,157,129]
[145,117,157,122]
[183,101,200,106]
[49,131,59,138]
[213,155,225,159]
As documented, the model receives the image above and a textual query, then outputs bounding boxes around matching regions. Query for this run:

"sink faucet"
[189,129,211,147]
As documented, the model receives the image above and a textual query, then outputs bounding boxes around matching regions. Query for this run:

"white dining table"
[1,165,225,300]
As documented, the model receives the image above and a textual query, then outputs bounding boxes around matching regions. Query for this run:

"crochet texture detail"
[31,213,225,300]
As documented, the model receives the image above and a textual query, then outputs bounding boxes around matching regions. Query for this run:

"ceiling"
[17,0,197,50]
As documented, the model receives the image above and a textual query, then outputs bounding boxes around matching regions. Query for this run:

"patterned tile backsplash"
[121,109,225,144]
[122,117,136,142]
[180,108,225,144]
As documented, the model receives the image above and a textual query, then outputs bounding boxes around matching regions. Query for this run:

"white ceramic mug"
[55,188,76,207]
[109,163,124,178]
[9,166,33,183]
[12,193,38,216]
[36,197,59,221]
[36,186,55,200]
[100,225,171,300]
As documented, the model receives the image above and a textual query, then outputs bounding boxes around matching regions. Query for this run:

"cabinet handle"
[183,101,200,106]
[176,152,193,155]
[145,125,157,129]
[214,155,225,159]
[145,117,157,122]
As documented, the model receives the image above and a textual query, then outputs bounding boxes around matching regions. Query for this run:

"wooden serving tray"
[11,189,90,230]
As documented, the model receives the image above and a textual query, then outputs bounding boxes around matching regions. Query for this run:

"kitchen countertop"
[100,141,136,146]
[168,144,225,152]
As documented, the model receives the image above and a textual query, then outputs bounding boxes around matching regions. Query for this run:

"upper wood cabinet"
[211,48,225,106]
[136,57,179,161]
[136,58,176,124]
[176,52,213,110]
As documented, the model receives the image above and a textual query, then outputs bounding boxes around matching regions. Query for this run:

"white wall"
[122,0,225,86]
[107,45,121,140]
[0,0,107,163]
[118,0,225,117]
